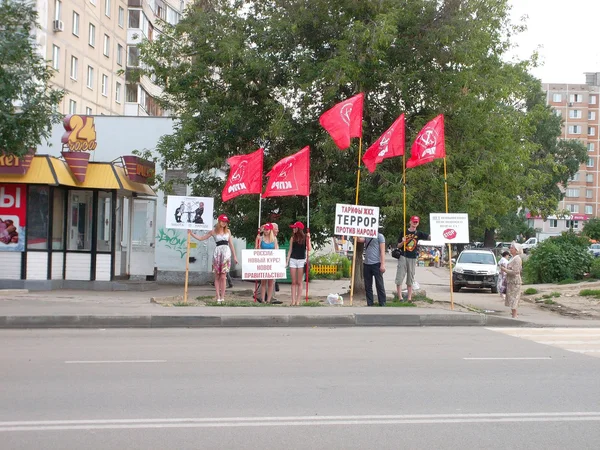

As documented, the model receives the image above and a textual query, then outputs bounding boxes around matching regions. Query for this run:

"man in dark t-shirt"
[395,215,429,302]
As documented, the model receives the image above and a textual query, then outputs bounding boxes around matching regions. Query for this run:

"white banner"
[430,213,469,244]
[165,196,214,231]
[242,249,286,280]
[334,203,379,238]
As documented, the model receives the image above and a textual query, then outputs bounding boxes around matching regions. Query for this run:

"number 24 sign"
[61,115,98,152]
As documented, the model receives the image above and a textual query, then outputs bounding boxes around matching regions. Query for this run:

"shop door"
[114,195,130,278]
[68,191,93,251]
[130,198,156,277]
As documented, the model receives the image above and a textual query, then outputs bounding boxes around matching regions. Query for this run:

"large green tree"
[140,0,584,251]
[0,0,64,156]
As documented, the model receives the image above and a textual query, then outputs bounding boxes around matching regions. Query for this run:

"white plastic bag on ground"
[412,280,420,291]
[327,293,344,305]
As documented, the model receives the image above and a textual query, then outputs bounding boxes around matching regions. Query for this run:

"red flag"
[406,115,446,169]
[362,114,405,173]
[263,146,310,197]
[319,93,364,150]
[221,148,264,202]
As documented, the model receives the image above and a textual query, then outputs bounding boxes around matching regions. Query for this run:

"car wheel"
[452,285,461,292]
[491,286,498,294]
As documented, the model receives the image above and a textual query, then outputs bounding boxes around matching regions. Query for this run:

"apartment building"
[34,0,185,117]
[533,74,600,234]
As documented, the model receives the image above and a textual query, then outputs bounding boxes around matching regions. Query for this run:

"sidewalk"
[1,254,600,329]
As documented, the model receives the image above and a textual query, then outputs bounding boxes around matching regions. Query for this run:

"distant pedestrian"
[286,222,311,306]
[434,248,441,268]
[190,214,237,303]
[359,230,387,306]
[500,242,523,318]
[497,251,510,300]
[395,215,429,302]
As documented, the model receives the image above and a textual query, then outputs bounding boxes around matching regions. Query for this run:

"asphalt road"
[2,328,600,449]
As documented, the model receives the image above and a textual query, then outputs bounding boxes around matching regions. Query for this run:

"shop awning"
[0,155,156,196]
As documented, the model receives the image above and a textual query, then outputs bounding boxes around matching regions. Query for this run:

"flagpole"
[305,196,310,303]
[444,156,454,310]
[254,196,262,303]
[350,137,363,306]
[403,152,407,252]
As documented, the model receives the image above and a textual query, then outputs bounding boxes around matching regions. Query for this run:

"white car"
[452,249,498,293]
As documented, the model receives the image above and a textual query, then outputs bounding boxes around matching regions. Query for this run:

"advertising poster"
[0,184,26,252]
[242,249,286,280]
[430,213,469,244]
[165,196,214,231]
[334,203,379,238]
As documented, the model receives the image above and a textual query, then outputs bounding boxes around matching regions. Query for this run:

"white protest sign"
[334,203,379,238]
[242,249,287,280]
[430,213,469,244]
[166,196,214,231]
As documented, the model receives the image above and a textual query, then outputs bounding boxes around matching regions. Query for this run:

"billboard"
[0,184,26,252]
[165,196,214,231]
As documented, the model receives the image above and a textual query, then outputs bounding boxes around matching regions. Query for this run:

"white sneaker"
[217,298,224,303]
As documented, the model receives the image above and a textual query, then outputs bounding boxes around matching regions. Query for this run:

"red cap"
[217,214,229,223]
[290,221,305,230]
[263,223,273,230]
[410,215,420,223]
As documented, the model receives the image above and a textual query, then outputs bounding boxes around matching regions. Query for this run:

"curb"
[0,313,532,329]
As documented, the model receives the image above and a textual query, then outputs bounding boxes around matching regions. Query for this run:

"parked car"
[452,249,498,293]
[589,244,600,258]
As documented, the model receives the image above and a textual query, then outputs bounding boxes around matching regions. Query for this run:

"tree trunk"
[351,239,365,295]
[484,228,496,248]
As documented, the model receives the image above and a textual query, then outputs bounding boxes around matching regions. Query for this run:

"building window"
[588,143,595,152]
[549,219,558,228]
[85,107,92,115]
[554,109,562,117]
[586,205,593,214]
[69,99,77,114]
[103,34,110,57]
[72,11,79,36]
[587,189,593,199]
[566,220,580,229]
[126,84,138,102]
[129,9,140,28]
[90,0,96,5]
[68,191,93,251]
[51,188,65,250]
[101,74,108,96]
[54,0,61,20]
[569,110,582,119]
[52,45,60,70]
[127,45,139,66]
[568,125,581,134]
[589,127,596,136]
[567,204,579,213]
[591,96,597,105]
[570,94,583,103]
[566,188,580,198]
[166,5,181,25]
[552,93,562,102]
[104,0,110,17]
[118,6,124,27]
[587,173,594,183]
[86,66,94,89]
[117,44,123,66]
[70,55,78,79]
[115,82,122,103]
[570,172,580,182]
[589,111,596,120]
[97,192,112,252]
[27,186,50,250]
[89,23,96,47]
[587,157,594,167]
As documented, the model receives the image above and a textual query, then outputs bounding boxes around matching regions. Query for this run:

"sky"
[508,0,600,84]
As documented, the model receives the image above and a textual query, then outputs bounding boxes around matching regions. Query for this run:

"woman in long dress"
[191,214,238,303]
[500,242,523,318]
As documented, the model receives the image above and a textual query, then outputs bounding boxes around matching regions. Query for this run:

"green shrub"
[579,289,600,298]
[590,258,600,279]
[523,288,538,295]
[522,231,593,283]
[309,253,351,279]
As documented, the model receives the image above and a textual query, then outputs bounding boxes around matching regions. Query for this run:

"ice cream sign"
[60,115,97,182]
[0,184,26,252]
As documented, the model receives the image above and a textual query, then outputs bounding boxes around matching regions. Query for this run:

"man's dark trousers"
[364,263,386,306]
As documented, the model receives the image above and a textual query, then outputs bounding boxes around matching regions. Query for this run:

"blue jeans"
[364,263,386,306]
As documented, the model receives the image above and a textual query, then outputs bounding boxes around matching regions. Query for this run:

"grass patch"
[196,295,215,301]
[301,301,322,307]
[172,301,197,307]
[524,288,538,295]
[386,301,417,307]
[204,300,276,307]
[557,278,578,285]
[550,292,561,298]
[579,289,600,298]
[544,299,557,305]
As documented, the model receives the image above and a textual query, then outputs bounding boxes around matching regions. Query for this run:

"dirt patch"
[521,282,600,319]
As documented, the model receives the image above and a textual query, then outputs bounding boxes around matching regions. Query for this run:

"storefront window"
[27,186,50,250]
[97,191,112,252]
[52,188,65,250]
[68,190,93,251]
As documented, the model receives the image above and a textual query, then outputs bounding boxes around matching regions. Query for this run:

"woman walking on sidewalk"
[190,214,238,303]
[501,242,523,318]
[286,222,311,306]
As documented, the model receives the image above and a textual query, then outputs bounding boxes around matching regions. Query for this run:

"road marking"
[463,357,552,360]
[64,360,167,364]
[1,412,600,432]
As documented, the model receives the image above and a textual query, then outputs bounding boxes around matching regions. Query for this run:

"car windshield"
[591,244,600,249]
[457,252,496,265]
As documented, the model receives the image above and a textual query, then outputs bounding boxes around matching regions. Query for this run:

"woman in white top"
[497,251,510,299]
[191,214,238,303]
